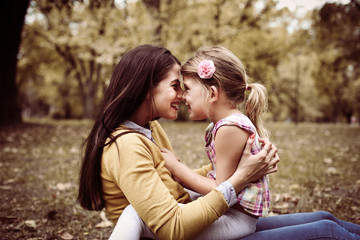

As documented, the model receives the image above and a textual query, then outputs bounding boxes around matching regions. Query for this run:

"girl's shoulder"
[205,122,215,144]
[214,113,256,135]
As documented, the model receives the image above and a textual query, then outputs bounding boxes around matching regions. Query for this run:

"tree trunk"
[0,0,29,126]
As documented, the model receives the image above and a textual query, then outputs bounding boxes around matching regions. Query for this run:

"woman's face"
[183,76,208,121]
[152,64,183,120]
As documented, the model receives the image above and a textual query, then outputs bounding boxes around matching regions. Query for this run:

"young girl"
[164,46,360,240]
[162,45,270,238]
[78,44,279,240]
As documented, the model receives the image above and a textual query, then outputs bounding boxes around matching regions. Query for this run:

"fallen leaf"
[25,220,37,229]
[95,220,113,228]
[70,146,79,154]
[289,184,301,191]
[99,210,108,221]
[0,185,11,190]
[95,210,113,228]
[56,183,72,191]
[326,167,338,175]
[57,229,74,240]
[323,157,333,164]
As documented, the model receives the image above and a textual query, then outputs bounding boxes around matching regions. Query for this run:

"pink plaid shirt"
[205,113,270,216]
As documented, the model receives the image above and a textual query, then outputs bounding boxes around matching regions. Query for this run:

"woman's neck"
[128,100,153,127]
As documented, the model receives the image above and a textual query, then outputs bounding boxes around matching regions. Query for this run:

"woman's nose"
[182,92,187,101]
[177,88,185,100]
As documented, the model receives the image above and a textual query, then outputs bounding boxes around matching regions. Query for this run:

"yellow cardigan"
[101,121,229,239]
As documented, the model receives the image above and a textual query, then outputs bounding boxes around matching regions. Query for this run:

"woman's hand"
[228,135,279,193]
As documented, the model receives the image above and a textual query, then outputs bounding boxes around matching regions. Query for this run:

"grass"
[0,120,359,239]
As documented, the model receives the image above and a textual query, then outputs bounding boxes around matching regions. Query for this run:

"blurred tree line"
[7,0,360,123]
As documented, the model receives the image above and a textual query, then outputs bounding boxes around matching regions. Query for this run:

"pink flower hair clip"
[198,60,216,79]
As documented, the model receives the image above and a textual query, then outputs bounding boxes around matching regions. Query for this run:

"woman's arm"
[108,134,229,240]
[193,163,213,177]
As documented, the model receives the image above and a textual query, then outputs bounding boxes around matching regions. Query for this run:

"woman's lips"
[171,102,180,110]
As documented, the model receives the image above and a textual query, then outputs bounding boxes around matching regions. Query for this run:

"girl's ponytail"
[245,83,269,139]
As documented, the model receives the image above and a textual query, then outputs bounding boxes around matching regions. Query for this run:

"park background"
[0,0,359,239]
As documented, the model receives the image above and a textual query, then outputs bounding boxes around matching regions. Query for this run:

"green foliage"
[17,0,360,123]
[19,0,154,119]
[311,1,360,122]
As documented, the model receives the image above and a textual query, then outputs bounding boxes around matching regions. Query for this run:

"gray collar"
[122,120,153,140]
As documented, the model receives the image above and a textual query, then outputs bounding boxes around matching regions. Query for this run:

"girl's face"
[152,64,183,120]
[183,76,208,120]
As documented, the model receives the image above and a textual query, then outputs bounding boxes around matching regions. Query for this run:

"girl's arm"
[162,125,249,195]
[161,149,217,195]
[214,125,249,185]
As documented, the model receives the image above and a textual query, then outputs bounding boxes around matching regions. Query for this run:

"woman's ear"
[209,86,219,103]
[145,91,151,101]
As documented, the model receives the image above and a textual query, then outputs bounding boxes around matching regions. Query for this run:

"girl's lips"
[186,104,191,113]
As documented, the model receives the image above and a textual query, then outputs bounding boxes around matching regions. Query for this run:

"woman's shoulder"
[108,126,151,147]
[150,120,173,150]
[149,120,165,134]
[103,127,154,164]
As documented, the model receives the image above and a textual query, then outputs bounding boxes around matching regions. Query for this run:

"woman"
[78,45,278,239]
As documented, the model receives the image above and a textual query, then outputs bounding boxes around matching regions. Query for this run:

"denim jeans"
[241,211,360,240]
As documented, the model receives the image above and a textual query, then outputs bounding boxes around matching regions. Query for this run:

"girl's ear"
[209,86,219,103]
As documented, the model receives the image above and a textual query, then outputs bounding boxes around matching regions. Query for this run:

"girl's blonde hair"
[181,45,269,139]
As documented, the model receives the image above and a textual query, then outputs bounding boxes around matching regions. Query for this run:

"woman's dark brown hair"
[78,45,181,210]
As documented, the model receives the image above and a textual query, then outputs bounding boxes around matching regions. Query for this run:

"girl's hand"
[160,148,180,173]
[228,135,279,193]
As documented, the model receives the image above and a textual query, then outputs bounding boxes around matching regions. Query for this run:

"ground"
[0,120,359,239]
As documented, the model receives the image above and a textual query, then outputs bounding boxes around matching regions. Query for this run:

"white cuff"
[215,180,238,207]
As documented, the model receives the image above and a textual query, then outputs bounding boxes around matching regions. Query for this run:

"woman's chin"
[162,113,178,121]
